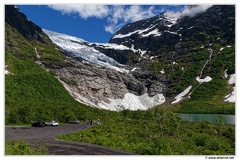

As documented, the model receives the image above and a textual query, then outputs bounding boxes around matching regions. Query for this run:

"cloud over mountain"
[164,5,212,19]
[48,5,212,34]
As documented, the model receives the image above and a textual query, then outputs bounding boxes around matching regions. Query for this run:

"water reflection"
[179,114,235,125]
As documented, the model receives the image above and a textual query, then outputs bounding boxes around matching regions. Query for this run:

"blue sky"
[16,5,185,43]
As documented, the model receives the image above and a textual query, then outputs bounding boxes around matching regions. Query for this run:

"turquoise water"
[179,113,235,125]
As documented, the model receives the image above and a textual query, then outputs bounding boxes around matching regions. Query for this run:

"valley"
[5,5,235,156]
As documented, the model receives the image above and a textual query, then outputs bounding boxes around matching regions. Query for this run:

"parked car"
[45,120,59,126]
[32,121,46,127]
[69,120,80,124]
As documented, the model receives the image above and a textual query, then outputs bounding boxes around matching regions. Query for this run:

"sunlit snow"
[98,93,166,111]
[223,69,228,78]
[171,86,192,104]
[196,76,212,83]
[224,74,235,102]
[141,29,162,37]
[5,65,12,75]
[224,87,235,102]
[165,31,178,35]
[160,69,165,74]
[131,67,137,72]
[94,43,130,50]
[228,74,235,85]
[5,70,11,74]
[43,29,128,73]
[112,25,162,39]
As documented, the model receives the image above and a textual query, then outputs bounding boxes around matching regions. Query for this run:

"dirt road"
[5,123,136,155]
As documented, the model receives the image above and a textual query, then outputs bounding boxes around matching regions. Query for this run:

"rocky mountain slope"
[5,5,235,116]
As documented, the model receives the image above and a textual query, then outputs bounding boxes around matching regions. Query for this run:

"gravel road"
[5,123,136,155]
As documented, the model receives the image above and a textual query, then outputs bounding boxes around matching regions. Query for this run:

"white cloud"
[105,5,157,34]
[48,5,109,19]
[123,5,155,23]
[182,5,213,17]
[48,5,158,34]
[48,5,212,34]
[164,10,182,19]
[164,5,212,19]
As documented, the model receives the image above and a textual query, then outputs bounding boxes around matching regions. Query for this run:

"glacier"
[43,29,166,111]
[43,29,129,73]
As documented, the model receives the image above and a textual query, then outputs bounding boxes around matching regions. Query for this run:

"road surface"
[5,123,136,155]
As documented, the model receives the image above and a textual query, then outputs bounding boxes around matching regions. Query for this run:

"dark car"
[32,121,46,127]
[68,120,80,124]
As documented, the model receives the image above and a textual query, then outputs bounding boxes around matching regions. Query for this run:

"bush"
[5,140,47,155]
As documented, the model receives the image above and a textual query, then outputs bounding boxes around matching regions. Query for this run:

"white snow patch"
[223,69,228,78]
[220,47,225,51]
[165,31,178,35]
[227,45,231,48]
[173,61,178,65]
[224,87,235,102]
[99,93,165,111]
[129,45,147,57]
[5,65,12,75]
[150,56,158,60]
[95,43,130,50]
[96,42,147,58]
[113,25,163,39]
[131,67,137,72]
[171,86,192,104]
[196,76,212,83]
[200,46,204,49]
[141,29,162,37]
[228,74,235,85]
[165,17,177,24]
[112,30,139,39]
[187,26,195,30]
[224,74,235,102]
[5,70,11,75]
[160,69,165,74]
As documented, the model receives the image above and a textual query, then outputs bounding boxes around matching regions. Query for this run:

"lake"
[178,113,235,125]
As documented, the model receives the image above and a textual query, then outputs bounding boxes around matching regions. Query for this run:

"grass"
[5,140,48,155]
[57,109,235,155]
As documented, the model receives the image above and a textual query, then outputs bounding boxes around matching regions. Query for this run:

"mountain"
[5,5,112,124]
[42,29,166,111]
[5,5,235,125]
[44,5,235,113]
[105,5,235,113]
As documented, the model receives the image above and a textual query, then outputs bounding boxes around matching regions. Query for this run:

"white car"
[45,120,59,126]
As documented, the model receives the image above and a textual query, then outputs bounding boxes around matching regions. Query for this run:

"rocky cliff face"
[5,5,50,44]
[43,28,167,110]
[43,58,166,111]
